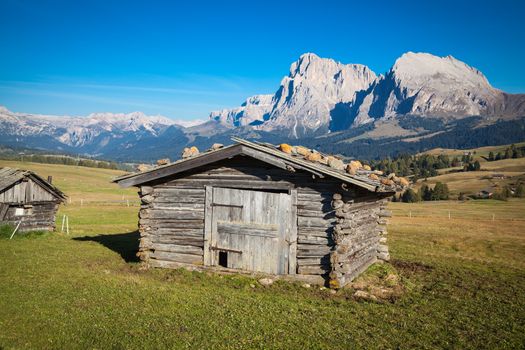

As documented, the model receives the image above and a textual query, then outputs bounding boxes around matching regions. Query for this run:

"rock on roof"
[113,137,409,193]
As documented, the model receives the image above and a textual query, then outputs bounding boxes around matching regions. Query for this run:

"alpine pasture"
[0,160,524,349]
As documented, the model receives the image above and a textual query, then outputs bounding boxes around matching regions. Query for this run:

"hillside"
[421,142,525,160]
[413,143,525,196]
[0,160,136,203]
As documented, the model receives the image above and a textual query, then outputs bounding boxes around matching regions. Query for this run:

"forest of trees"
[0,149,127,170]
[370,152,482,179]
[396,182,450,203]
[302,117,525,160]
[487,144,525,162]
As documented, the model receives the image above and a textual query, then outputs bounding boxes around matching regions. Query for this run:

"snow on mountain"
[352,52,504,125]
[0,107,191,148]
[171,119,206,128]
[210,94,273,127]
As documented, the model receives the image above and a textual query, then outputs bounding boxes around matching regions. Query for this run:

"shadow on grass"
[74,231,140,263]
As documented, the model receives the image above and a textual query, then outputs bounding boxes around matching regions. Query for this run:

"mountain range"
[1,52,525,162]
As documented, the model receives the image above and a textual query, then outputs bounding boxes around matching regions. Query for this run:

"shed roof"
[113,138,399,193]
[0,167,67,201]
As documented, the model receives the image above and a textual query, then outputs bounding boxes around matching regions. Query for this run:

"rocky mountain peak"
[213,53,378,137]
[390,52,492,92]
[351,52,505,122]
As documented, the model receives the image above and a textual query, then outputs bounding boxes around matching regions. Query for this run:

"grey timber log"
[329,196,387,289]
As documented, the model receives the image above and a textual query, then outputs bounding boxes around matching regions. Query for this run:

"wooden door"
[204,187,297,274]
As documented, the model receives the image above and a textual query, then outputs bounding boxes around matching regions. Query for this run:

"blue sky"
[0,0,524,121]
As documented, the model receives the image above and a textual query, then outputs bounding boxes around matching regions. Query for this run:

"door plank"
[203,186,213,266]
[288,189,298,274]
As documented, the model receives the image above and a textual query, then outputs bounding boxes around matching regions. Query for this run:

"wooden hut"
[114,138,400,288]
[0,167,66,232]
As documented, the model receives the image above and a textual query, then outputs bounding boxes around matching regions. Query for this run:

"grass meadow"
[0,161,524,349]
[413,155,525,197]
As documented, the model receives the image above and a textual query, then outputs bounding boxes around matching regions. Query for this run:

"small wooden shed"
[114,138,397,288]
[0,167,66,232]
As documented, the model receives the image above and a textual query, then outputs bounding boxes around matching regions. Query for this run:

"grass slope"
[0,159,137,203]
[414,157,525,195]
[415,142,525,196]
[0,163,524,349]
[421,141,525,160]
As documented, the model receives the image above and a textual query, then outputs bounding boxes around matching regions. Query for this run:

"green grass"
[0,224,49,240]
[421,141,525,162]
[0,159,137,202]
[0,163,524,349]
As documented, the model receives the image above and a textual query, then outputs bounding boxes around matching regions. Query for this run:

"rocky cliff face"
[210,94,273,127]
[211,52,525,137]
[210,53,377,137]
[354,52,506,125]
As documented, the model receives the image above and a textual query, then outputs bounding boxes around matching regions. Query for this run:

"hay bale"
[369,173,379,181]
[156,158,170,166]
[279,143,293,154]
[363,164,371,171]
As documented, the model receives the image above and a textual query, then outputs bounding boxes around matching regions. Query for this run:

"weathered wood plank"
[149,252,204,265]
[150,243,203,255]
[288,189,298,275]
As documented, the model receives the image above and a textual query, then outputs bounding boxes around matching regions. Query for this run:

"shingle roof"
[113,137,403,193]
[0,167,67,201]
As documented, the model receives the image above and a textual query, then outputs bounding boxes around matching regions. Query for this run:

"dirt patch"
[391,259,433,274]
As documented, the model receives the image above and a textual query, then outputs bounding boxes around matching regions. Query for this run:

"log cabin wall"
[0,178,62,232]
[2,201,60,231]
[328,194,390,288]
[136,156,389,286]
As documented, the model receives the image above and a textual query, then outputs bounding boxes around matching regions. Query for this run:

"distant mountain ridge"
[210,52,525,137]
[1,52,525,161]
